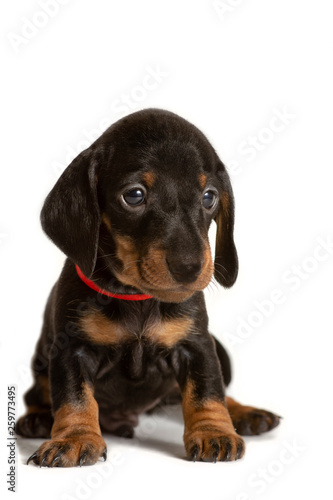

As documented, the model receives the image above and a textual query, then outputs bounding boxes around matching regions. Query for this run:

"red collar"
[75,265,153,301]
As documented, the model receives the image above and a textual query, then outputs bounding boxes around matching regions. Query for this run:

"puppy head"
[41,109,238,302]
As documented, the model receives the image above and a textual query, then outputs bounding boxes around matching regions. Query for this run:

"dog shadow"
[103,404,186,459]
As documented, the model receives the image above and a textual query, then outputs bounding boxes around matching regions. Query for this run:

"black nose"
[167,257,203,284]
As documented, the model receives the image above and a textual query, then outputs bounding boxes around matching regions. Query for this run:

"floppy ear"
[40,148,101,278]
[214,163,238,288]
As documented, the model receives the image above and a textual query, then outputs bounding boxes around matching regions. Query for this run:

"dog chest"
[79,307,194,348]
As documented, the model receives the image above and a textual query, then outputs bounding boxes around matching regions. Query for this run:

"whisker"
[122,259,142,273]
[97,252,117,259]
[213,266,226,282]
[214,262,228,275]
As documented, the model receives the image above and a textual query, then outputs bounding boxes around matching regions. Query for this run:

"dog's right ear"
[214,162,238,288]
[41,148,101,278]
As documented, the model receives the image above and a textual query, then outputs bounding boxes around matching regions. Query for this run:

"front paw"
[185,429,245,462]
[27,433,107,467]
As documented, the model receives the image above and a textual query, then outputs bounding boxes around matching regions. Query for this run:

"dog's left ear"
[214,162,238,288]
[41,148,101,278]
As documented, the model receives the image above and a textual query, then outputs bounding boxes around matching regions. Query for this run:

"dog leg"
[16,289,56,439]
[16,322,53,438]
[26,342,106,468]
[16,374,53,438]
[27,383,106,467]
[177,335,245,462]
[226,397,281,436]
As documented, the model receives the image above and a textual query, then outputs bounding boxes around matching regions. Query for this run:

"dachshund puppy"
[17,109,280,466]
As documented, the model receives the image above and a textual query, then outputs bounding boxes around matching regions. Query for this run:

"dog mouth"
[115,270,213,302]
[141,278,193,294]
[111,234,214,302]
[112,269,198,302]
[135,281,200,303]
[140,273,211,293]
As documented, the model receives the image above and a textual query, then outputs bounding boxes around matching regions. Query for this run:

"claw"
[211,441,220,463]
[189,444,200,462]
[51,445,68,467]
[40,455,49,468]
[50,455,61,467]
[223,439,232,461]
[236,439,245,460]
[79,452,87,467]
[102,449,107,462]
[27,452,38,466]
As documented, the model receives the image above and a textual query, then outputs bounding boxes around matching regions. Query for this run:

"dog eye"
[122,188,145,207]
[202,190,217,210]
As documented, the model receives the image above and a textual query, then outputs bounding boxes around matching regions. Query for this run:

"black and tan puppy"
[17,109,280,466]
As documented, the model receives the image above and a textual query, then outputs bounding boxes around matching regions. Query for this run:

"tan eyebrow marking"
[142,171,156,188]
[199,173,207,189]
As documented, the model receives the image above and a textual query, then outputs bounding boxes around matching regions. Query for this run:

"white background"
[1,0,333,499]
